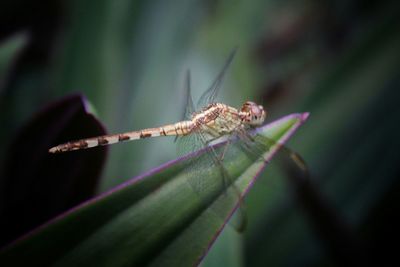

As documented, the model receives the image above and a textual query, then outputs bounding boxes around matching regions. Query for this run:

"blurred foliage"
[0,95,107,248]
[0,0,399,266]
[0,33,27,90]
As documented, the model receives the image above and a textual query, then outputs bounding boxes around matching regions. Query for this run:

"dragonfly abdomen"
[161,121,193,136]
[49,121,194,153]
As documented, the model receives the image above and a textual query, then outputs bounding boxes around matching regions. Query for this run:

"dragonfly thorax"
[239,101,266,127]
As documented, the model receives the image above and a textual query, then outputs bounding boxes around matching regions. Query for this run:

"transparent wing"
[176,131,203,158]
[177,126,307,232]
[233,127,308,175]
[195,131,247,231]
[175,70,195,143]
[177,131,222,193]
[182,69,195,120]
[177,129,246,231]
[196,48,238,109]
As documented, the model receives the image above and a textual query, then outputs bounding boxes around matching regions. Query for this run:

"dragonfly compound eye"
[240,101,266,126]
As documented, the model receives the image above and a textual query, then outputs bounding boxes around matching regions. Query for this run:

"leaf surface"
[0,113,309,267]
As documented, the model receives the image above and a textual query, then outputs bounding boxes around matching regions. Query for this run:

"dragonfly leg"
[204,138,218,146]
[219,139,231,161]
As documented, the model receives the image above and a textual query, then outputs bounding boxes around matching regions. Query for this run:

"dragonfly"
[49,49,266,156]
[49,49,305,230]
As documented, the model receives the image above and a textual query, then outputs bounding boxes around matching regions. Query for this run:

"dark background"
[0,0,399,266]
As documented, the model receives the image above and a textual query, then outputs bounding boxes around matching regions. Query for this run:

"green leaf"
[0,113,309,267]
[0,32,28,91]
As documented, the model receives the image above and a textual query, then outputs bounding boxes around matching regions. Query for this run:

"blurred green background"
[1,0,399,266]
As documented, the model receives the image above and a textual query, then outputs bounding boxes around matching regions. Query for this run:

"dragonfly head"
[240,101,266,127]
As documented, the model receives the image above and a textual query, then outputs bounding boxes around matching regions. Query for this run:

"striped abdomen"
[49,121,193,153]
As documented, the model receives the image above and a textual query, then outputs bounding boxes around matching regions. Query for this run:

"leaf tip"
[301,112,310,121]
